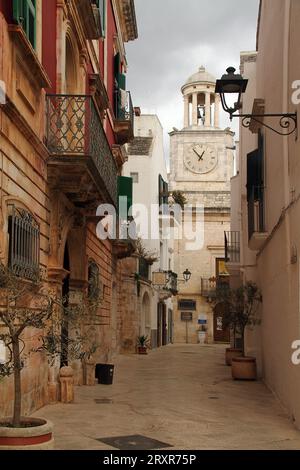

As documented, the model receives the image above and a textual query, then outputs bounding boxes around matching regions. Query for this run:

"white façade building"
[123,111,176,348]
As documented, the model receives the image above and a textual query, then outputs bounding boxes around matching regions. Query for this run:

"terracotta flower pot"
[231,356,257,381]
[0,418,54,450]
[138,346,148,355]
[225,348,243,366]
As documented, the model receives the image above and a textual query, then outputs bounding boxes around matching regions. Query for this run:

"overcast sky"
[126,0,260,157]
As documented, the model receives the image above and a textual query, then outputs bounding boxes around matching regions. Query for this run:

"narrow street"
[35,345,300,450]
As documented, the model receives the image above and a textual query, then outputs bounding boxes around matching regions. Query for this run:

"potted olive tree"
[0,264,55,449]
[217,281,262,379]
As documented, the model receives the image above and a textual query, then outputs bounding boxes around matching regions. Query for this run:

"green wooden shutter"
[99,0,106,37]
[13,0,36,49]
[118,176,133,219]
[26,0,36,49]
[119,73,126,91]
[13,0,24,26]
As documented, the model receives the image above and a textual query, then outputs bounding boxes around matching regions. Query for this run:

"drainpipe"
[282,0,293,295]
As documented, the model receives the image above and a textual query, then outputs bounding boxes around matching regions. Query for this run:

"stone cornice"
[169,128,235,137]
[116,0,138,43]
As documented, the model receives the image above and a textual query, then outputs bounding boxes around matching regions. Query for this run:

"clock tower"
[169,66,235,344]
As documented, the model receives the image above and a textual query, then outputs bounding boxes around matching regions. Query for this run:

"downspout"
[282,0,292,296]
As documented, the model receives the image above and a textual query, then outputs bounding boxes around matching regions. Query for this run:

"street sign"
[152,271,168,286]
[198,314,207,325]
[181,312,193,322]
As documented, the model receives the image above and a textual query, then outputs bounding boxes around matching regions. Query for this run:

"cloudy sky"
[126,0,260,155]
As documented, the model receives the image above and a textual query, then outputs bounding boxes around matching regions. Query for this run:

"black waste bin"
[95,364,114,385]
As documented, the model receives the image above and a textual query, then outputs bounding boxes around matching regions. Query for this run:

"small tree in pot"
[0,264,55,448]
[215,281,262,374]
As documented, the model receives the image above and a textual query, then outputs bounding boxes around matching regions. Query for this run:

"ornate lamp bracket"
[231,112,298,137]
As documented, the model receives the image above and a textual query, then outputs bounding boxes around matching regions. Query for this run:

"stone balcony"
[46,94,118,207]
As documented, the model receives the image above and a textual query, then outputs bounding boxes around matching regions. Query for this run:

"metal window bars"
[8,205,40,282]
[224,231,240,263]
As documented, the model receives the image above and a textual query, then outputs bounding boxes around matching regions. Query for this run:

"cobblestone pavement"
[34,344,300,450]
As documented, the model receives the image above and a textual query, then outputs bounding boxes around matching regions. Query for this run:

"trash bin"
[95,364,114,385]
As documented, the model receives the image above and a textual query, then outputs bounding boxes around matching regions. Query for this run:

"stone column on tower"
[205,92,211,127]
[214,94,220,128]
[184,95,190,128]
[192,92,198,126]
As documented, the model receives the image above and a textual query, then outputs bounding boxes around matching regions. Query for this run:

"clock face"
[184,144,218,174]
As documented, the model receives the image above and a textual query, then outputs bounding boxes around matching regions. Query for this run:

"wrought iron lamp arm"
[230,112,298,137]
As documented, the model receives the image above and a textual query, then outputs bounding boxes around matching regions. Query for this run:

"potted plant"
[170,190,187,209]
[0,264,55,449]
[217,281,262,379]
[137,335,151,355]
[197,325,207,345]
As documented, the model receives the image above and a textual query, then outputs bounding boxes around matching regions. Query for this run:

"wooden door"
[213,302,230,343]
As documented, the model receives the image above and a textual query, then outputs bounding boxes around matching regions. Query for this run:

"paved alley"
[35,344,300,450]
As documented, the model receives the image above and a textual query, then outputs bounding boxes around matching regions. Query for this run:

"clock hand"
[193,149,205,161]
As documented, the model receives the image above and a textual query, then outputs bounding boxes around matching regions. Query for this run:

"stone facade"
[169,67,234,344]
[230,0,300,430]
[123,114,175,349]
[0,0,139,417]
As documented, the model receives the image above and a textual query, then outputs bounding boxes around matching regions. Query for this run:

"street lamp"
[183,269,192,283]
[215,66,298,136]
[215,67,248,120]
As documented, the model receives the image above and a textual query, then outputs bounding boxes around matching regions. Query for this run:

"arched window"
[8,205,40,281]
[88,260,100,300]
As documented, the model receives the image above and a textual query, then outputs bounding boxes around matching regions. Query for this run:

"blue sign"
[198,319,207,325]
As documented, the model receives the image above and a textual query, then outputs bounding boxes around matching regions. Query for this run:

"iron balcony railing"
[8,205,40,282]
[248,186,265,240]
[225,231,240,263]
[115,89,134,124]
[46,94,118,206]
[201,278,229,299]
[201,278,217,298]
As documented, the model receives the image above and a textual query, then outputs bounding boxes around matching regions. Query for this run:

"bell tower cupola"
[181,65,220,129]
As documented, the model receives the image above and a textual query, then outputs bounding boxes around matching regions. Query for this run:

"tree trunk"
[241,328,245,356]
[233,326,237,348]
[12,336,22,427]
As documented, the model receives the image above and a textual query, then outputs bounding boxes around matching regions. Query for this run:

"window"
[178,299,196,311]
[118,176,133,220]
[8,205,40,281]
[130,172,139,184]
[159,174,169,206]
[247,132,265,239]
[88,261,101,300]
[91,0,106,37]
[114,52,127,119]
[13,0,36,49]
[138,258,149,280]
